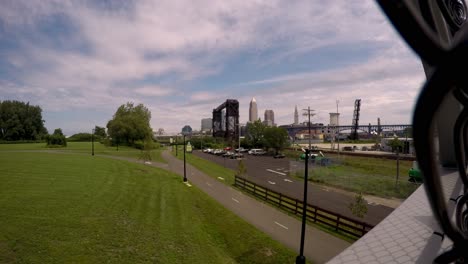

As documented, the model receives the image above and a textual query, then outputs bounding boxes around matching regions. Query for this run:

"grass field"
[0,151,298,263]
[0,142,165,163]
[290,153,417,198]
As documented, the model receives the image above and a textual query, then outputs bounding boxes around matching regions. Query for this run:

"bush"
[68,133,102,142]
[45,134,67,147]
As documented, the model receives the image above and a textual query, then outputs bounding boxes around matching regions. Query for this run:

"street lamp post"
[296,107,314,264]
[336,100,340,154]
[176,136,178,156]
[296,148,310,264]
[91,128,95,156]
[183,134,187,182]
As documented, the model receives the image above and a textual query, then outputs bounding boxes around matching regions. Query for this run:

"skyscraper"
[201,118,212,132]
[264,110,275,126]
[294,105,299,125]
[249,97,258,122]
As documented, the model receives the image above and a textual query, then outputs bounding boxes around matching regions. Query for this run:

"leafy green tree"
[0,100,47,141]
[246,120,266,148]
[349,192,368,218]
[46,128,67,147]
[138,137,154,162]
[263,127,289,154]
[106,102,152,146]
[388,137,403,152]
[94,126,106,138]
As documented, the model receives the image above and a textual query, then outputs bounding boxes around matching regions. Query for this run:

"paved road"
[194,151,394,226]
[159,149,350,264]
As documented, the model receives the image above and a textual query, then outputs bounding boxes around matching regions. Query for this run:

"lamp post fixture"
[296,107,314,264]
[183,133,187,182]
[91,128,95,156]
[176,136,178,156]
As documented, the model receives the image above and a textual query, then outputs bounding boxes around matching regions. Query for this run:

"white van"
[248,149,266,155]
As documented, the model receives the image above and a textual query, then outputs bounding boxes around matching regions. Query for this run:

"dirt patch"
[317,184,404,208]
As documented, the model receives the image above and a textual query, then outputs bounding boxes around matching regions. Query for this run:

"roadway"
[160,149,350,264]
[194,151,394,226]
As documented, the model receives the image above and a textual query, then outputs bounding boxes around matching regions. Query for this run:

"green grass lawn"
[0,142,166,163]
[290,153,417,198]
[0,151,298,263]
[171,146,237,185]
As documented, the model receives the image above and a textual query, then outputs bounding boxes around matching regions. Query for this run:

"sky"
[0,0,426,136]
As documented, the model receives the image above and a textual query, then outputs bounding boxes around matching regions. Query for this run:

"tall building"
[329,113,339,126]
[294,105,299,125]
[201,118,212,132]
[249,97,258,122]
[264,110,275,126]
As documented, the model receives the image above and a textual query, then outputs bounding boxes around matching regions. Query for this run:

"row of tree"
[0,100,48,141]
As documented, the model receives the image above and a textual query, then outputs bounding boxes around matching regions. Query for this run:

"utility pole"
[337,100,340,154]
[302,107,315,150]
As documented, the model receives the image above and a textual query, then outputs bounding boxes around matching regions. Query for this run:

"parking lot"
[194,150,394,226]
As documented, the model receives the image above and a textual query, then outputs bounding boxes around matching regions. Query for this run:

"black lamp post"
[176,136,178,156]
[183,133,187,182]
[91,128,95,156]
[296,148,310,264]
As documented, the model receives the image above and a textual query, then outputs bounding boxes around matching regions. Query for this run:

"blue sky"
[0,0,425,136]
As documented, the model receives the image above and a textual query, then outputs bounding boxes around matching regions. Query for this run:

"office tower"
[249,97,258,122]
[294,105,299,125]
[264,110,275,126]
[201,118,212,132]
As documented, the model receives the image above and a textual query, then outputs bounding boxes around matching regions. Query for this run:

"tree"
[0,100,47,141]
[388,137,403,152]
[46,128,67,147]
[246,120,266,148]
[263,127,289,154]
[237,159,247,178]
[106,102,152,146]
[94,126,106,138]
[348,192,368,218]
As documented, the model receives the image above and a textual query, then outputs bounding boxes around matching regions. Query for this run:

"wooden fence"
[234,176,374,238]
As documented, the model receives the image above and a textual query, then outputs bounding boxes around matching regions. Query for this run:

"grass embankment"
[285,150,417,198]
[0,151,298,263]
[171,146,236,185]
[0,142,165,163]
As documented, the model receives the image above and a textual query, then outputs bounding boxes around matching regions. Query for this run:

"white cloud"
[0,0,426,133]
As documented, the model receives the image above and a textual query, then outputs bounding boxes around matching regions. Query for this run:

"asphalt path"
[159,150,350,263]
[194,151,394,226]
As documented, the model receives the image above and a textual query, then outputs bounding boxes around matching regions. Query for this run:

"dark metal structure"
[377,0,468,262]
[350,99,361,140]
[212,99,239,142]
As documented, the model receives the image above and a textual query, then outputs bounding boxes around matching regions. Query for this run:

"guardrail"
[234,176,374,238]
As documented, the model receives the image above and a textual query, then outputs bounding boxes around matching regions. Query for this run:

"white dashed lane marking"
[268,181,276,185]
[274,221,289,230]
[232,198,240,203]
[284,179,293,183]
[267,169,286,176]
[206,182,212,187]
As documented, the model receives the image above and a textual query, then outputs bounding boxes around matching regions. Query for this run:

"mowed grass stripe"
[0,152,297,263]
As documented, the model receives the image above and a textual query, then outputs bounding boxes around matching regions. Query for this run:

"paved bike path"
[160,149,350,264]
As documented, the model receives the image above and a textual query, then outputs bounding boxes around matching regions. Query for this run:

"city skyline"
[0,1,425,136]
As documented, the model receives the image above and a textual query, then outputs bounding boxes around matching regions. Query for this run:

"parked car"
[248,149,266,155]
[231,153,244,159]
[273,153,285,159]
[235,147,248,153]
[223,151,234,158]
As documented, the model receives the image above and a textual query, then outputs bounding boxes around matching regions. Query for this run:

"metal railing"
[234,176,374,238]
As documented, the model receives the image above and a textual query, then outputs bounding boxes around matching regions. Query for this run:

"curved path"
[157,149,350,264]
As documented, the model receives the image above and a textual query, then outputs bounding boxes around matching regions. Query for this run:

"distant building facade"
[264,110,275,126]
[249,97,258,122]
[201,118,212,132]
